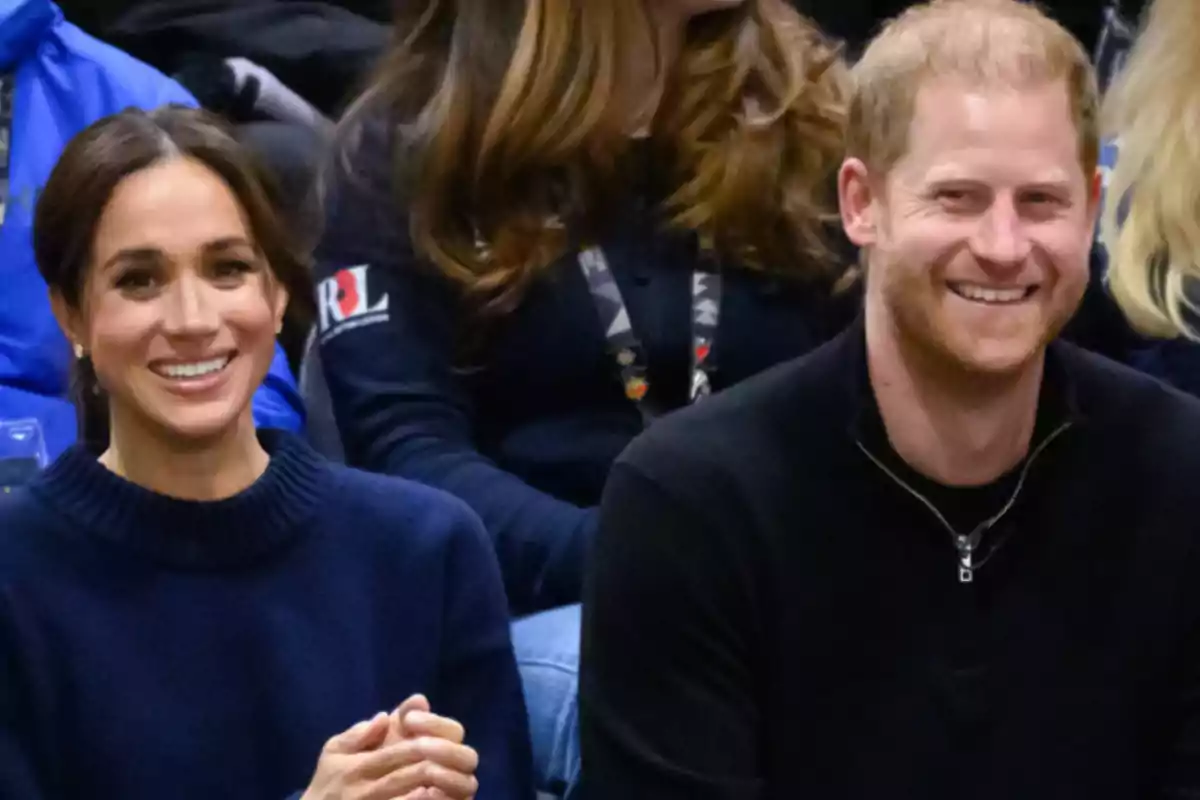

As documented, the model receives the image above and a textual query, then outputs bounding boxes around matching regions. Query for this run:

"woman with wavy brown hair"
[313,1,853,795]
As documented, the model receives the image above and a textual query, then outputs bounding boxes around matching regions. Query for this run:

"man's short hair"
[847,0,1100,177]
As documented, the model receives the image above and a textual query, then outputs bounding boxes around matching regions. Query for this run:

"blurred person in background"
[0,105,531,800]
[0,0,302,491]
[1099,0,1200,344]
[1060,0,1200,396]
[313,0,855,796]
[56,0,390,122]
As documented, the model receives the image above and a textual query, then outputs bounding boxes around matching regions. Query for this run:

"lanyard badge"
[579,245,722,422]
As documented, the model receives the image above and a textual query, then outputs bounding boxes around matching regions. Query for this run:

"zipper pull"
[955,535,974,584]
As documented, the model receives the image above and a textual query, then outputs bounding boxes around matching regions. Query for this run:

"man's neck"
[864,305,1044,487]
[100,409,269,501]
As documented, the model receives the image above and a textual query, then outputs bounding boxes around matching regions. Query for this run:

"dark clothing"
[1063,279,1200,398]
[582,318,1200,799]
[313,122,860,614]
[0,431,533,800]
[58,0,388,116]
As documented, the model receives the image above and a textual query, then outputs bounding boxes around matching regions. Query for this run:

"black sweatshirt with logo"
[582,319,1200,799]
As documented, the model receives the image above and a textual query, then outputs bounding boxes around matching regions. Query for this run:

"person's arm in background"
[434,501,534,799]
[313,123,593,614]
[580,460,763,800]
[1061,141,1200,397]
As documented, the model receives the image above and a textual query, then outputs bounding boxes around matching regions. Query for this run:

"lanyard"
[0,72,13,226]
[578,246,722,422]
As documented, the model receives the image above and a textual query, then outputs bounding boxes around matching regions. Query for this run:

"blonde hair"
[344,0,849,314]
[847,0,1099,177]
[1101,0,1200,338]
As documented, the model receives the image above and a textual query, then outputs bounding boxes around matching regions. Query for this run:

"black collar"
[835,314,1084,463]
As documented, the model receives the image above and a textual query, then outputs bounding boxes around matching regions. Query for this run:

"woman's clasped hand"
[302,695,479,800]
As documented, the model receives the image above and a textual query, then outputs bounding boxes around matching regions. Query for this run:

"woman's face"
[59,157,287,445]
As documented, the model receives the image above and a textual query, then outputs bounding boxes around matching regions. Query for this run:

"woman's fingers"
[397,789,463,800]
[371,758,479,799]
[394,694,431,719]
[385,694,433,745]
[402,710,466,744]
[413,737,478,774]
[325,711,391,755]
[359,737,478,780]
[358,740,422,779]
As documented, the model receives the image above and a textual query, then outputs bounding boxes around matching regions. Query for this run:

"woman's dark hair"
[33,105,316,450]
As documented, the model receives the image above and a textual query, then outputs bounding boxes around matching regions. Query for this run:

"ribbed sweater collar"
[30,430,327,570]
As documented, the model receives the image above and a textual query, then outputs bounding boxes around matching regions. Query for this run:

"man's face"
[841,77,1098,378]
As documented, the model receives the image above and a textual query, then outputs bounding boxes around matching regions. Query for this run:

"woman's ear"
[49,290,86,356]
[272,284,290,336]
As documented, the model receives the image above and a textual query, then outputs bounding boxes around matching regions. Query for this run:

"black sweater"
[582,320,1200,799]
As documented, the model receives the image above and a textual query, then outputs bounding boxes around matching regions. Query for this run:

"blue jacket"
[0,0,302,461]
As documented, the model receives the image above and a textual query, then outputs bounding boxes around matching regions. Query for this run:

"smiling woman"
[33,107,314,464]
[0,106,533,800]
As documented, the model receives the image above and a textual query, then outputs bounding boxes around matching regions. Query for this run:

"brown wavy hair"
[344,0,849,314]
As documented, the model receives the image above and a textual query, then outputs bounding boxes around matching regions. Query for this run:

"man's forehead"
[892,78,1084,180]
[908,75,1075,125]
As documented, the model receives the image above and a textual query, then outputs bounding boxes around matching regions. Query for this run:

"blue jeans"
[511,604,582,800]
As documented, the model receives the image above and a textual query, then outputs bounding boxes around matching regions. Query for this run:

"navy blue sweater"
[314,125,861,614]
[0,431,533,799]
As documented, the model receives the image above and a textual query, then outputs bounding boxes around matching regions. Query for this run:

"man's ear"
[49,290,85,356]
[839,157,880,249]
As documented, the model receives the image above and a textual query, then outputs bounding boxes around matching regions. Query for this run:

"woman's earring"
[72,343,84,359]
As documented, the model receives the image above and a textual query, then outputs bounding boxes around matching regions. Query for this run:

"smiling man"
[580,1,1200,798]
